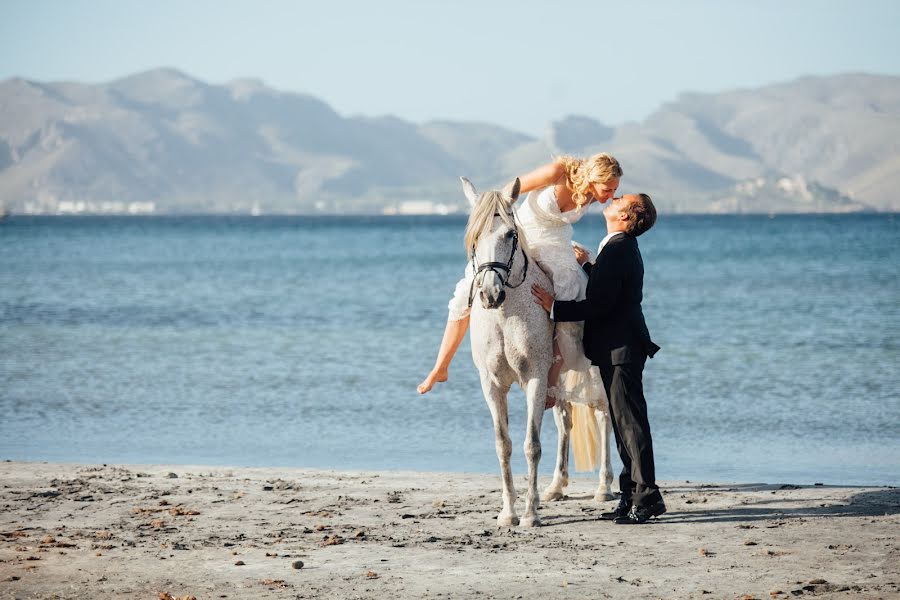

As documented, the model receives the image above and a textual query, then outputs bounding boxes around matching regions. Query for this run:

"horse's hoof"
[497,513,519,527]
[541,489,565,502]
[521,514,542,528]
[594,492,615,503]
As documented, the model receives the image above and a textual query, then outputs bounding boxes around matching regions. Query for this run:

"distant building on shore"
[382,201,459,216]
[19,200,158,215]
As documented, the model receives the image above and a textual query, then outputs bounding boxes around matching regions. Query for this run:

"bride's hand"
[573,246,589,265]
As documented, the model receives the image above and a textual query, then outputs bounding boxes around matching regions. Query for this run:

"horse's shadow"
[536,484,900,527]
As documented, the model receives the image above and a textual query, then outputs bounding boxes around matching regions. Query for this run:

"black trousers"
[598,357,662,508]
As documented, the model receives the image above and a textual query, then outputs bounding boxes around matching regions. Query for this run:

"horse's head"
[462,176,522,309]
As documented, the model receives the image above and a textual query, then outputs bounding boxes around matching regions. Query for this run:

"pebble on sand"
[168,507,200,516]
[291,560,304,569]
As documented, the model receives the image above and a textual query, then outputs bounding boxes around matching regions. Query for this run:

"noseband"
[468,212,529,308]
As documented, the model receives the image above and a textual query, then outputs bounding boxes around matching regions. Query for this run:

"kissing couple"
[419,153,666,524]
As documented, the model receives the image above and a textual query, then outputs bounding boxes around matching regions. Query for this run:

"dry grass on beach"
[1,461,898,599]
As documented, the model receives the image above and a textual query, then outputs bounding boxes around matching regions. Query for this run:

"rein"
[468,212,529,308]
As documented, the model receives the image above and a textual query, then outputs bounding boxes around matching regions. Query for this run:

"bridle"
[468,211,529,308]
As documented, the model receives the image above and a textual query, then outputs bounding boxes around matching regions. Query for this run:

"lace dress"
[448,186,605,406]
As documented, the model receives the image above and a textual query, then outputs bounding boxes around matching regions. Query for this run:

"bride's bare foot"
[417,368,448,394]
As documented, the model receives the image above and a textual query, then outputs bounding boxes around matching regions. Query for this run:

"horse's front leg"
[593,405,615,502]
[542,400,572,502]
[521,376,545,527]
[480,374,517,527]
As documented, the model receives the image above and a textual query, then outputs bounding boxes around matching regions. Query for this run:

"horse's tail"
[570,403,600,472]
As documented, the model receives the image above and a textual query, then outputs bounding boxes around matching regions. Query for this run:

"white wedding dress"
[448,186,604,405]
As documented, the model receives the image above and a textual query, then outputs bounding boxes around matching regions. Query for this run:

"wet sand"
[1,461,898,599]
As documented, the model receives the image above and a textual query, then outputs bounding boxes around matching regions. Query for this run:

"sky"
[2,0,899,135]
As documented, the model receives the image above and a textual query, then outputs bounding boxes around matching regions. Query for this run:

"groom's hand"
[531,284,554,313]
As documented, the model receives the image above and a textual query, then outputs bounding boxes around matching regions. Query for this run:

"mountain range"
[1,69,897,214]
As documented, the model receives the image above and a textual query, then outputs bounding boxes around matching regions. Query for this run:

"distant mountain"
[601,73,899,212]
[0,69,896,214]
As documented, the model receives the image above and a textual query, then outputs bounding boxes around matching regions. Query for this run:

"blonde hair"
[556,153,623,207]
[464,190,521,258]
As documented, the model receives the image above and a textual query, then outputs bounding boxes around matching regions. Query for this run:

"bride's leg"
[545,332,563,409]
[418,315,470,394]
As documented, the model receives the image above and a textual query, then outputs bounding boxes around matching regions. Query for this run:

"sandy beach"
[0,461,897,599]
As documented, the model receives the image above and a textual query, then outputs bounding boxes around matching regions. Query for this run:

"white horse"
[462,176,554,527]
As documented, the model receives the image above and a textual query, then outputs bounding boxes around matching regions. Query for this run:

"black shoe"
[600,498,632,520]
[614,499,667,525]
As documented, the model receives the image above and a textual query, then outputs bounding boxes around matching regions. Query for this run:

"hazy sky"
[2,0,899,135]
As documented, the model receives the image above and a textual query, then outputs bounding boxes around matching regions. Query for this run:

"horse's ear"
[460,177,479,208]
[502,178,521,202]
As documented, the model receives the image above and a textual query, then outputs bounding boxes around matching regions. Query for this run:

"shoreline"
[4,456,896,489]
[1,461,898,599]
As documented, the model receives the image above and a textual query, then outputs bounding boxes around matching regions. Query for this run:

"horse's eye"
[505,230,516,240]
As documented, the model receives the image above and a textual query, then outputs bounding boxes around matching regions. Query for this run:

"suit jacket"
[553,232,660,366]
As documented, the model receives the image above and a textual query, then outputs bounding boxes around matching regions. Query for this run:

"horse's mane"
[464,190,527,258]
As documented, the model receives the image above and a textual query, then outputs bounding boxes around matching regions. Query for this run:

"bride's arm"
[517,161,565,196]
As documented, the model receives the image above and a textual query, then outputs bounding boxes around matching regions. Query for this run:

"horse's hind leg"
[542,401,572,502]
[521,376,545,528]
[481,376,518,527]
[593,406,615,502]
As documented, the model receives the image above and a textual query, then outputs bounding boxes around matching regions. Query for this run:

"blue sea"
[1,213,898,486]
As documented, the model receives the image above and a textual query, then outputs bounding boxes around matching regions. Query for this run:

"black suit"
[553,232,662,508]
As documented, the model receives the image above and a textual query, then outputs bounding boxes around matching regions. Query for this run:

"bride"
[418,153,622,408]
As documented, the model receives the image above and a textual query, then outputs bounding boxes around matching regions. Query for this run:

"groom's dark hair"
[624,193,657,237]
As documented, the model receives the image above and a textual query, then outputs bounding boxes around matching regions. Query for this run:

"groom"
[532,193,665,525]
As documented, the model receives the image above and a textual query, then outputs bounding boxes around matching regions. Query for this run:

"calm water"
[1,214,898,485]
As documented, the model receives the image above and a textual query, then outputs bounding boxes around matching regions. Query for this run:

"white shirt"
[550,231,625,320]
[597,231,624,254]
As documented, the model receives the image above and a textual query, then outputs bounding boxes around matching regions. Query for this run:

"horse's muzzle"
[481,288,506,309]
